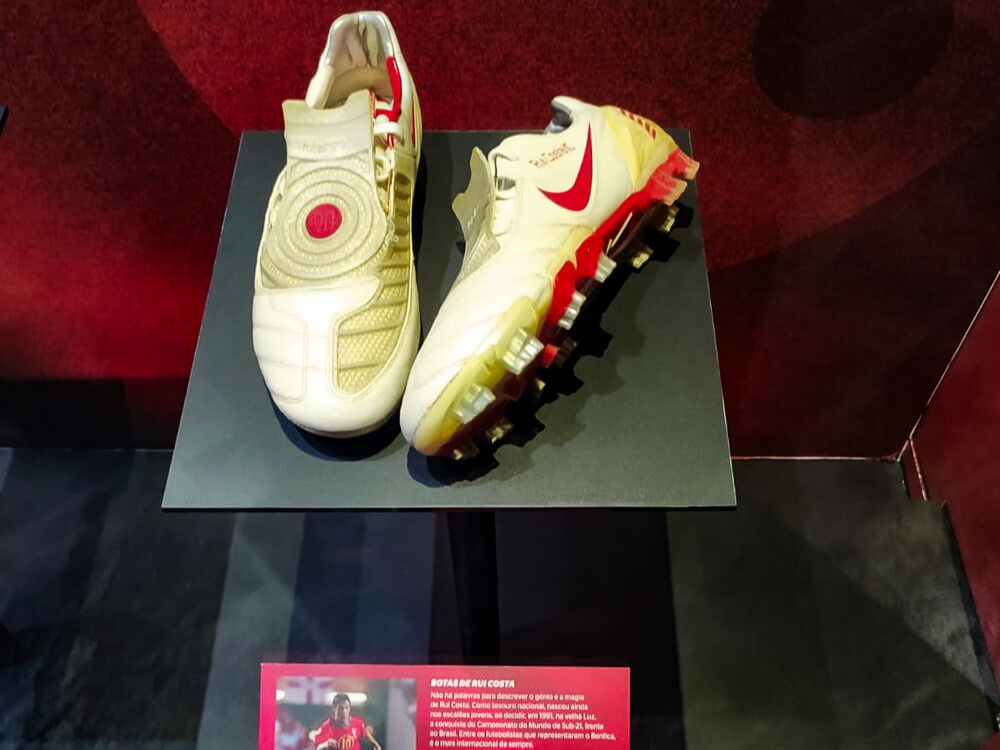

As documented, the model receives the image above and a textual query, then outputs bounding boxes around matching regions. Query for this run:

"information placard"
[260,663,629,750]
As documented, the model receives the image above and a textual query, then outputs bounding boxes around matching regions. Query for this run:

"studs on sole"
[547,262,579,326]
[453,383,496,424]
[656,205,680,234]
[558,291,586,330]
[485,417,514,444]
[541,337,577,368]
[451,441,480,460]
[532,377,547,396]
[502,328,544,375]
[631,246,653,269]
[558,338,578,363]
[593,253,617,283]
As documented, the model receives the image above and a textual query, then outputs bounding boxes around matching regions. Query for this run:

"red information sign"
[260,663,629,750]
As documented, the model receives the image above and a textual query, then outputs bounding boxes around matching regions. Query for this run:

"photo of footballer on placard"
[271,675,416,750]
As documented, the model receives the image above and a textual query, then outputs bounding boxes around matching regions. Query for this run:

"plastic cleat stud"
[501,328,544,375]
[558,291,586,329]
[451,441,480,460]
[453,383,496,424]
[631,248,652,269]
[552,338,576,367]
[485,418,514,444]
[541,343,560,367]
[532,377,546,395]
[656,205,680,234]
[546,262,578,325]
[593,253,617,283]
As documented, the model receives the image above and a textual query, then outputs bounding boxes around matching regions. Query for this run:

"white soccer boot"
[400,96,697,457]
[252,11,422,437]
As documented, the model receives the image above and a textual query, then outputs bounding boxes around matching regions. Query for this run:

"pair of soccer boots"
[252,11,699,459]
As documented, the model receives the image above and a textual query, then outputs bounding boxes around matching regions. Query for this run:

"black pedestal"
[163,130,734,509]
[0,622,18,666]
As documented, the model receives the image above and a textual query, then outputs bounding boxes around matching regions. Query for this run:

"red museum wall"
[910,276,1000,685]
[2,0,1000,456]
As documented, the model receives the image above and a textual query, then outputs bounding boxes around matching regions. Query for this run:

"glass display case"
[2,2,999,749]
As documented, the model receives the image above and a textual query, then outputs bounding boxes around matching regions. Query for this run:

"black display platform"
[163,130,734,509]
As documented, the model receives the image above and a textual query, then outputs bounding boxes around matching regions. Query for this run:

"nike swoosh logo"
[539,125,593,211]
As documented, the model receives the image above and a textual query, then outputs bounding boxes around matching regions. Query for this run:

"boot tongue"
[282,89,375,162]
[452,148,502,280]
[491,153,519,191]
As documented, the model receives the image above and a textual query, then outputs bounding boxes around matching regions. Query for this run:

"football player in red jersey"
[309,693,382,750]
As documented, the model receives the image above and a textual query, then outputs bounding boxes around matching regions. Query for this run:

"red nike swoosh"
[539,125,593,211]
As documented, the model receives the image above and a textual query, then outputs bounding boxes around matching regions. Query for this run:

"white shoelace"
[372,110,403,197]
[372,101,403,236]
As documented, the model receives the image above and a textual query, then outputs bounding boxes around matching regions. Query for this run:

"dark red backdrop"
[2,0,1000,454]
[910,277,1000,687]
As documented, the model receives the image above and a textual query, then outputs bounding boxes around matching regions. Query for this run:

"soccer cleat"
[400,97,697,457]
[252,11,421,437]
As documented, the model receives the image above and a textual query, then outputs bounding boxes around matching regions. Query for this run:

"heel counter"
[602,106,643,184]
[602,106,677,183]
